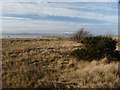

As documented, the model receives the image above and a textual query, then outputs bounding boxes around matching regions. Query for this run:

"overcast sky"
[1,0,118,35]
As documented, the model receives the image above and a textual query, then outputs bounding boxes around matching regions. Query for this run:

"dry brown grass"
[2,37,120,88]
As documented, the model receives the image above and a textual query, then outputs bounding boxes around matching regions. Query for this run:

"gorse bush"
[72,35,120,61]
[82,36,117,51]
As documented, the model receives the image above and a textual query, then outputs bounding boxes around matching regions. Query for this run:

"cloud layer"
[1,1,118,35]
[1,0,118,2]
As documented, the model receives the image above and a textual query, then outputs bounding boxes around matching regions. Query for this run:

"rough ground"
[2,37,120,88]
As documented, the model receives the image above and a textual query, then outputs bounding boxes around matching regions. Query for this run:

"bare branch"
[72,28,91,42]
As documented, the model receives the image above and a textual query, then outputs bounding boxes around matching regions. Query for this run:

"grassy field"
[2,37,120,88]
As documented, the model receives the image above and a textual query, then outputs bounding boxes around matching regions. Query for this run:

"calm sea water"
[2,33,72,38]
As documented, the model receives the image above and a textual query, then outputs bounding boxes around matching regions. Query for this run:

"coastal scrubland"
[2,37,120,88]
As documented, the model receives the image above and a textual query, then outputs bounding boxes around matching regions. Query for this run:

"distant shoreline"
[1,33,72,38]
[1,33,120,40]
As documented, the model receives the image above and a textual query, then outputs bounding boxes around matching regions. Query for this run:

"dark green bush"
[72,36,120,61]
[72,48,100,60]
[82,36,117,52]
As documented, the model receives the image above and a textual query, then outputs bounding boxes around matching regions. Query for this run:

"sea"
[1,33,72,38]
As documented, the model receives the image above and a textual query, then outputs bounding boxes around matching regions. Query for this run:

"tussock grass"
[2,37,120,88]
[61,60,119,88]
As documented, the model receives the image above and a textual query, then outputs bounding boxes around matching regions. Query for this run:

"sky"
[0,0,119,35]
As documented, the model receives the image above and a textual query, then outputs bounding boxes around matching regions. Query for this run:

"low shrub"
[72,28,91,43]
[72,35,120,61]
[72,48,98,60]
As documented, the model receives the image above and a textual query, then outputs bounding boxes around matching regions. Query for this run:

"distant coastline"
[1,33,120,40]
[2,33,73,38]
